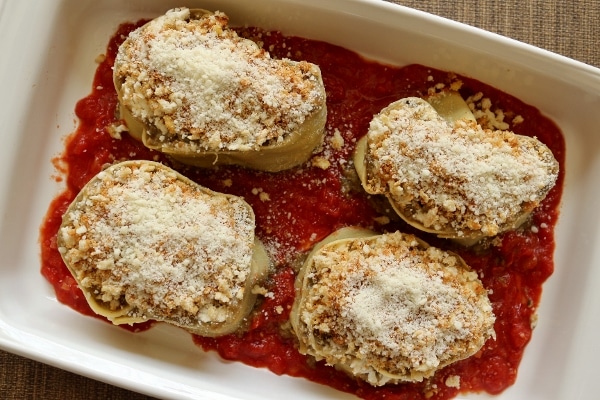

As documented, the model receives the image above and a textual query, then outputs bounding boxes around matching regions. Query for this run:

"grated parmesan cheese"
[114,8,326,153]
[363,97,559,238]
[57,160,265,335]
[292,229,495,386]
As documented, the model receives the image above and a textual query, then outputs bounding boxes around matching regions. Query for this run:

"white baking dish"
[1,0,599,399]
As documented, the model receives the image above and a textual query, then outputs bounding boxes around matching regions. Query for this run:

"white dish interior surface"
[1,0,600,399]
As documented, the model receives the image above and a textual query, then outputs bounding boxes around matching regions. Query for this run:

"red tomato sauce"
[39,20,565,399]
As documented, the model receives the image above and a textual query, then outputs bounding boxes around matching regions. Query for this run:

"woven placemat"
[3,1,597,399]
[0,351,156,400]
[394,0,600,67]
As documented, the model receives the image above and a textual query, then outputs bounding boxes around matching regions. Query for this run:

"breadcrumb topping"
[57,161,256,330]
[294,231,495,385]
[365,97,559,237]
[114,8,325,152]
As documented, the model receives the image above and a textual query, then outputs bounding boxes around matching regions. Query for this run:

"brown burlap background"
[2,1,598,399]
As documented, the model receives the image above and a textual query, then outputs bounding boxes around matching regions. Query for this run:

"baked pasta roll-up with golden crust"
[354,93,559,242]
[113,8,327,172]
[57,160,269,336]
[291,227,495,386]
